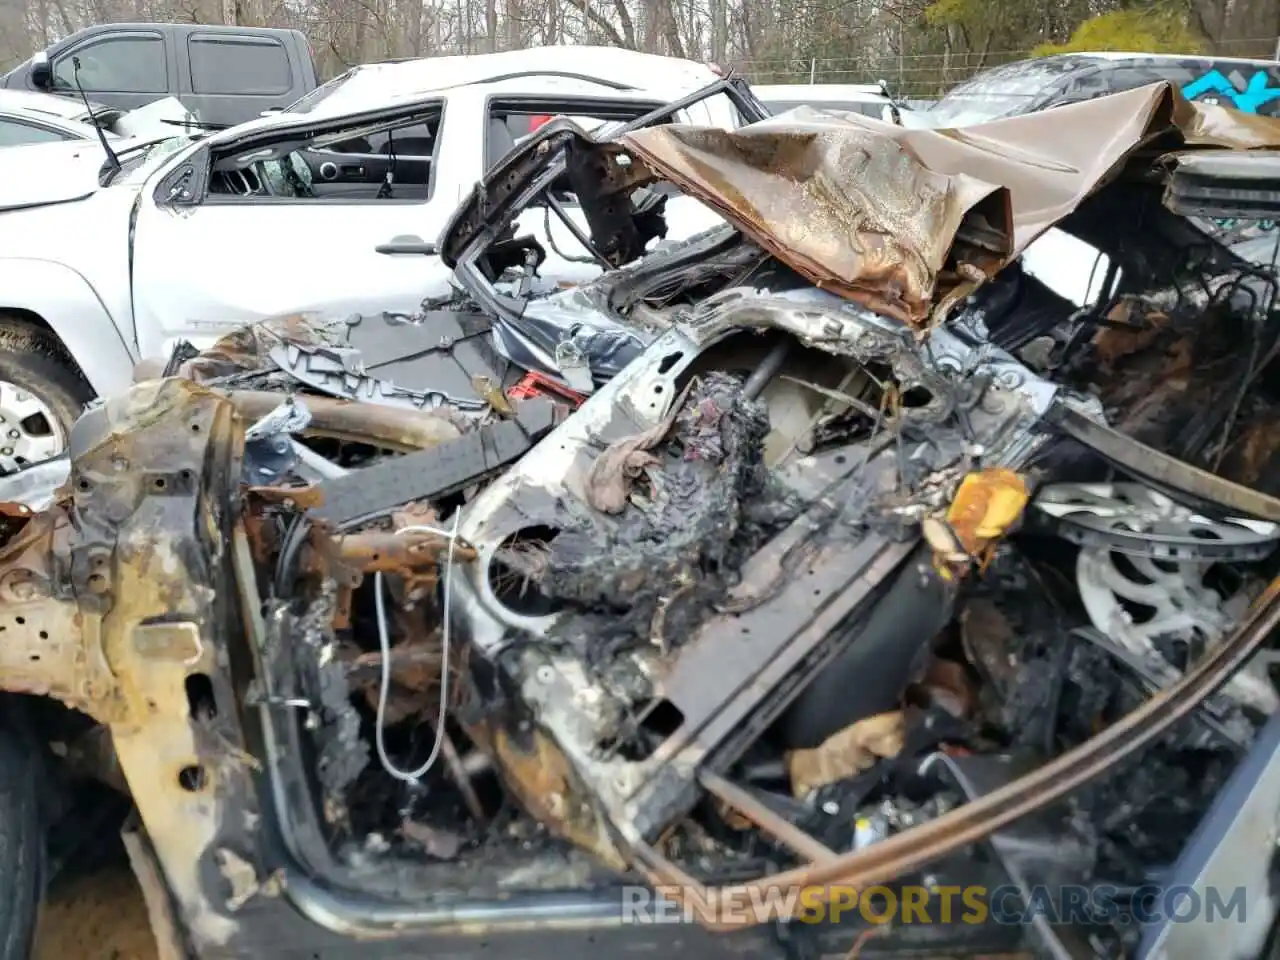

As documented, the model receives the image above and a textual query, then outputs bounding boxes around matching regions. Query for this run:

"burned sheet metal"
[635,576,1280,929]
[438,120,720,390]
[11,74,1280,960]
[226,390,468,454]
[618,84,1280,326]
[1163,150,1280,220]
[618,115,1012,326]
[447,258,1060,851]
[268,342,491,412]
[0,378,251,949]
[307,397,558,528]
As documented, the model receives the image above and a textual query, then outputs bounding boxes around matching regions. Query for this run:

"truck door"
[128,93,473,360]
[181,31,311,127]
[44,27,174,114]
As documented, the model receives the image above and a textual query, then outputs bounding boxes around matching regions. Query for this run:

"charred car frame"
[2,80,1280,960]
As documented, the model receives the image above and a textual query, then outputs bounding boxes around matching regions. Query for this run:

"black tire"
[0,726,45,960]
[0,316,95,466]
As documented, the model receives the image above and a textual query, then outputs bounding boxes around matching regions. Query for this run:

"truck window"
[52,35,166,94]
[327,115,439,158]
[0,119,75,147]
[205,104,442,204]
[764,99,885,116]
[485,98,679,211]
[485,98,668,169]
[188,35,292,97]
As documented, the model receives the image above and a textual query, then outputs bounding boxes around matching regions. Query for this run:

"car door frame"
[480,91,671,173]
[149,93,454,212]
[177,29,312,127]
[45,27,176,113]
[476,90,703,275]
[0,113,84,147]
[128,92,472,357]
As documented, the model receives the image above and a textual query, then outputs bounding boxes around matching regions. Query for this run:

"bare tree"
[0,0,1271,96]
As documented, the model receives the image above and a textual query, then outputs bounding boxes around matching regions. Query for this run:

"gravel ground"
[35,864,158,960]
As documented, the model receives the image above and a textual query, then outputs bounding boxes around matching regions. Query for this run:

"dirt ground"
[35,864,158,960]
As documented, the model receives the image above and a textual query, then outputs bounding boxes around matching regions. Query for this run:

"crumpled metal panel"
[618,113,1011,326]
[494,288,653,391]
[1161,150,1280,219]
[267,342,490,412]
[620,82,1280,326]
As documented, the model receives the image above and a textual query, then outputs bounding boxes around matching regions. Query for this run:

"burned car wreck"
[4,81,1280,960]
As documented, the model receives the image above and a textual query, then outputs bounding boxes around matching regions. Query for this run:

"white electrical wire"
[373,513,461,784]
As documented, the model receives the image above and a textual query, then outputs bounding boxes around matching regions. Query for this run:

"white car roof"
[289,46,722,116]
[213,73,693,147]
[0,139,117,209]
[754,83,891,102]
[0,90,95,122]
[0,133,184,209]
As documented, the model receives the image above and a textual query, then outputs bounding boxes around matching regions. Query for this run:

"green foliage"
[923,0,972,27]
[1033,9,1204,55]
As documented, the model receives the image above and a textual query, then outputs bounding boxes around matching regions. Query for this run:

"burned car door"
[126,94,465,359]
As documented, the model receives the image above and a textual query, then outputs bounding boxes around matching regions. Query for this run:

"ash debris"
[536,372,801,662]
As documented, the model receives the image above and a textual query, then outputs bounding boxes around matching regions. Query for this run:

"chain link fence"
[731,36,1280,100]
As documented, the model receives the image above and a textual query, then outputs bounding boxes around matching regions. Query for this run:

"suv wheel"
[0,317,93,472]
[0,726,45,960]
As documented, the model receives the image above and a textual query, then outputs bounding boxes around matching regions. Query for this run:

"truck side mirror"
[29,51,51,89]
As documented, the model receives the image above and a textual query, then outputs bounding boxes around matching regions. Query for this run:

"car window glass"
[52,36,166,94]
[330,121,437,157]
[1021,228,1116,307]
[485,101,667,170]
[764,99,884,116]
[0,119,74,147]
[485,101,677,210]
[189,36,291,96]
[928,58,1096,126]
[208,107,442,204]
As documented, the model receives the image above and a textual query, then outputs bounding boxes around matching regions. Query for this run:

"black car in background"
[926,52,1280,127]
[0,22,318,127]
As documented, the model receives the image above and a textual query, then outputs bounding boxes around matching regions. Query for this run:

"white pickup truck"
[0,47,746,468]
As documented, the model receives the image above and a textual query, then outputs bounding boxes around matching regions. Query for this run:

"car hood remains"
[445,81,1280,327]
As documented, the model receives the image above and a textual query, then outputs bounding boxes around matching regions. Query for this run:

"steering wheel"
[283,152,314,197]
[258,152,315,198]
